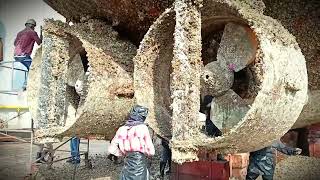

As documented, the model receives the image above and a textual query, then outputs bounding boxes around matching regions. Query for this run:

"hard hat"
[25,19,36,26]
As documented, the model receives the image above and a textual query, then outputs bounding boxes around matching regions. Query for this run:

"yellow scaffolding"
[0,105,29,112]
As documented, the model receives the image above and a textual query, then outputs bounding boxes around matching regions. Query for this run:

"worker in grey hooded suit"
[246,140,302,180]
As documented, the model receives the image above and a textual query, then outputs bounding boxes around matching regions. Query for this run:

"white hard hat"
[25,19,36,26]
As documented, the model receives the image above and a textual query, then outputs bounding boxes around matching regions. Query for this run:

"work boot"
[66,158,73,163]
[72,159,80,164]
[217,154,226,161]
[67,158,80,164]
[165,163,171,175]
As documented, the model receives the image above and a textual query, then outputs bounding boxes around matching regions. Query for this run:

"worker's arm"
[40,26,43,41]
[108,127,124,157]
[33,31,42,45]
[144,126,155,156]
[271,140,301,155]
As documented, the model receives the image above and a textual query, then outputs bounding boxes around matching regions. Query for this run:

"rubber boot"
[160,161,166,178]
[217,154,226,161]
[66,158,73,163]
[166,161,171,175]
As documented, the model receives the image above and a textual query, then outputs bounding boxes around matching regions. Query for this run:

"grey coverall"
[246,140,299,180]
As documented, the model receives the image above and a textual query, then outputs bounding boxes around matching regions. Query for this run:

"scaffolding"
[0,60,29,93]
[0,60,92,179]
[0,60,34,178]
[0,60,30,137]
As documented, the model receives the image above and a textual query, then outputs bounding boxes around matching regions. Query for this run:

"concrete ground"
[0,139,110,180]
[0,141,37,180]
[1,139,320,180]
[34,139,165,180]
[0,138,166,180]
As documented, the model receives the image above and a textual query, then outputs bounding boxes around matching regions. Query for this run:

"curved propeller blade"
[217,23,258,72]
[210,89,250,131]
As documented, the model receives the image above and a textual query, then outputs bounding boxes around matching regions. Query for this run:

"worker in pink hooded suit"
[109,105,155,180]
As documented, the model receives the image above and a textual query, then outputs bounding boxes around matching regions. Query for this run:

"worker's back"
[250,146,273,158]
[14,27,40,56]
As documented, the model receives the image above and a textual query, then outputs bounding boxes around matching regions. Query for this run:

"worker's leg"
[74,137,80,163]
[261,165,275,180]
[246,171,259,180]
[70,137,80,163]
[21,56,31,89]
[262,175,273,180]
[14,56,32,71]
[14,56,32,89]
[160,145,170,177]
[166,148,172,174]
[70,137,75,161]
[160,161,166,178]
[20,56,32,71]
[74,137,81,163]
[246,161,260,180]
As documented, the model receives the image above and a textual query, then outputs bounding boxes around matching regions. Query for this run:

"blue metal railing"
[0,60,29,94]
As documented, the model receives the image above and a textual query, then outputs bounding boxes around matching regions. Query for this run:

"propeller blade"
[210,89,250,132]
[217,23,258,72]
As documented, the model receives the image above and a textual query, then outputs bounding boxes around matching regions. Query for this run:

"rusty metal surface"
[29,19,137,142]
[134,0,308,162]
[263,0,320,91]
[31,0,320,163]
[44,0,173,44]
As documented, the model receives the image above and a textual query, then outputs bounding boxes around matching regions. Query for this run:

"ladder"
[0,60,28,93]
[0,60,34,177]
[0,60,30,134]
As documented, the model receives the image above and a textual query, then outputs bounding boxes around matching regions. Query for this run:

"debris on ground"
[35,140,169,180]
[274,155,320,180]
